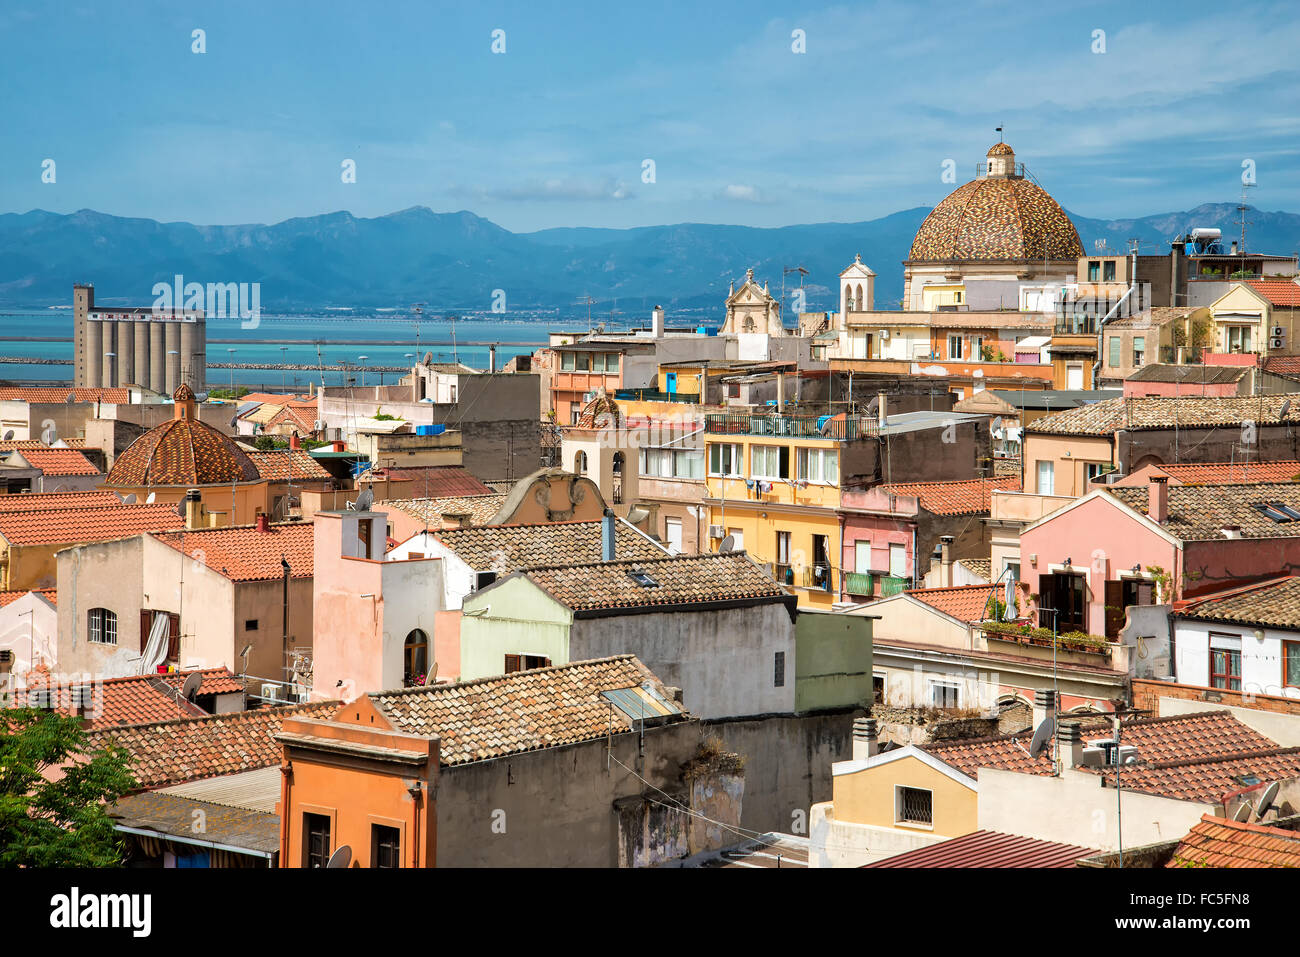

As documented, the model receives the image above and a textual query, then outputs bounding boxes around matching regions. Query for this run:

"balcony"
[615,388,699,404]
[705,412,876,441]
[800,565,836,593]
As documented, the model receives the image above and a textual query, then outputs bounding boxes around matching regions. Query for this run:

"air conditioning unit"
[1080,746,1107,768]
[1272,338,1284,350]
[1274,326,1285,337]
[0,650,11,664]
[708,525,725,539]
[261,683,281,701]
[879,328,890,340]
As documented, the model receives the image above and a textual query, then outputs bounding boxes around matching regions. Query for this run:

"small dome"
[987,142,1015,156]
[909,176,1083,263]
[173,383,196,402]
[107,414,260,487]
[576,393,621,429]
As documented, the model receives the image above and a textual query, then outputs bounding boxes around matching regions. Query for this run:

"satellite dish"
[718,534,736,553]
[1233,801,1253,822]
[423,351,433,364]
[325,845,352,869]
[1258,781,1280,817]
[1028,714,1057,758]
[2,430,12,441]
[65,392,76,404]
[1282,400,1293,420]
[120,493,137,504]
[354,488,375,512]
[179,672,202,701]
[176,499,188,518]
[145,491,156,504]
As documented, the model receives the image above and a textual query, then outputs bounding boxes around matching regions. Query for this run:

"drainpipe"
[837,513,846,602]
[1092,283,1136,386]
[281,556,291,686]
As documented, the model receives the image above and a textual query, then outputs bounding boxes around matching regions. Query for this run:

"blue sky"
[3,0,1298,231]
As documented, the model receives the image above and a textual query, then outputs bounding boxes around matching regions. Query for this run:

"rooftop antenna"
[1237,181,1254,270]
[575,295,596,332]
[996,125,1003,143]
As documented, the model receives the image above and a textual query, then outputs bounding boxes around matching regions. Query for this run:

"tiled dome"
[106,386,260,487]
[908,176,1083,263]
[987,142,1015,156]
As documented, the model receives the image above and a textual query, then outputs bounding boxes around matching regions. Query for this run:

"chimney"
[489,343,497,373]
[1057,722,1083,769]
[651,305,665,339]
[255,513,271,533]
[1230,240,1239,256]
[939,535,954,587]
[1032,688,1058,731]
[332,440,345,453]
[288,433,301,450]
[776,371,786,411]
[877,392,888,430]
[852,716,879,760]
[184,489,203,530]
[309,380,316,398]
[1221,525,1243,540]
[601,508,616,562]
[1148,475,1169,524]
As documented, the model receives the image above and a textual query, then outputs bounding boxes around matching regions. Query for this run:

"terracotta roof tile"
[1245,279,1300,307]
[427,519,668,571]
[880,476,1020,515]
[958,558,993,581]
[15,668,243,728]
[84,700,339,789]
[1106,747,1300,804]
[0,502,185,546]
[0,587,55,607]
[516,552,792,613]
[0,387,130,403]
[5,447,100,476]
[1264,356,1300,380]
[1027,393,1300,435]
[1106,482,1300,540]
[909,174,1083,263]
[1156,461,1300,484]
[366,466,494,497]
[0,491,123,511]
[0,438,87,452]
[902,583,1003,622]
[152,522,314,582]
[867,830,1094,868]
[1177,576,1300,630]
[246,449,332,481]
[365,655,686,766]
[1167,814,1300,867]
[383,493,508,528]
[107,391,260,487]
[1127,364,1247,384]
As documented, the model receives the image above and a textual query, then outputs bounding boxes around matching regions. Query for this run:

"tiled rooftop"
[958,558,993,581]
[0,438,87,452]
[879,476,1020,515]
[0,502,185,546]
[383,493,508,528]
[246,449,332,481]
[152,522,314,581]
[0,587,55,607]
[867,830,1094,868]
[1027,393,1300,435]
[516,552,792,613]
[1155,461,1300,484]
[429,518,667,571]
[5,447,100,476]
[15,668,242,728]
[1126,364,1247,384]
[0,387,130,403]
[1167,814,1300,867]
[0,491,122,512]
[909,175,1083,263]
[902,583,1002,623]
[1245,278,1300,307]
[84,700,339,790]
[364,655,687,766]
[1104,747,1300,804]
[1106,482,1300,540]
[107,389,261,487]
[1264,356,1300,380]
[366,465,494,497]
[1177,576,1300,630]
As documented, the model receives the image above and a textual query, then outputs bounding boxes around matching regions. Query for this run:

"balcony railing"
[878,575,909,597]
[844,571,873,596]
[800,565,836,593]
[705,412,876,441]
[615,388,699,404]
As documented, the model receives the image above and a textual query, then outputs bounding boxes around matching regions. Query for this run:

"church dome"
[106,385,261,487]
[908,143,1083,263]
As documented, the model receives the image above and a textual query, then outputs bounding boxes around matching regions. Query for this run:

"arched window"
[844,283,853,311]
[574,451,588,474]
[404,629,429,686]
[856,284,865,311]
[612,451,624,474]
[88,608,117,645]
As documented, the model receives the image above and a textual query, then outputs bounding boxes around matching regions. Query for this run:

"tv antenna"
[575,295,596,331]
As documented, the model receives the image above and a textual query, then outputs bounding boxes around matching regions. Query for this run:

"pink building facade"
[838,487,919,600]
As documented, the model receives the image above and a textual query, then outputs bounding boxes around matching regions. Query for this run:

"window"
[930,681,960,709]
[304,813,331,868]
[751,445,790,480]
[88,608,117,645]
[1226,325,1252,353]
[708,443,742,477]
[854,541,872,574]
[954,291,963,304]
[797,447,839,484]
[372,824,401,869]
[1004,560,1021,582]
[665,518,683,554]
[1087,261,1100,281]
[642,448,705,479]
[727,528,743,551]
[358,518,373,560]
[244,619,259,631]
[1133,336,1145,367]
[889,543,906,579]
[1066,363,1084,389]
[1108,336,1121,368]
[1036,460,1055,495]
[1085,462,1112,484]
[474,571,498,591]
[774,651,785,688]
[811,534,832,590]
[948,334,963,359]
[505,654,551,673]
[1285,642,1300,689]
[775,530,792,583]
[1040,572,1087,632]
[1210,634,1242,691]
[404,630,429,686]
[873,674,885,705]
[560,352,576,371]
[896,786,933,827]
[1103,260,1117,281]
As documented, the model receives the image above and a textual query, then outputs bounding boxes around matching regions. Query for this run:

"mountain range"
[1,203,1297,318]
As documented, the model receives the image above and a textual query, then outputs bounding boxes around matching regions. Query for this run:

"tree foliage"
[0,708,137,867]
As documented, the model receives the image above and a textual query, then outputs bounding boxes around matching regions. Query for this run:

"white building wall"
[1173,619,1300,700]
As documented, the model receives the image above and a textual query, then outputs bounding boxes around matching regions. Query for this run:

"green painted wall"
[459,576,573,679]
[794,610,873,713]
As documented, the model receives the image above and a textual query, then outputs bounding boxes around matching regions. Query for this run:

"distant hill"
[1,202,1296,316]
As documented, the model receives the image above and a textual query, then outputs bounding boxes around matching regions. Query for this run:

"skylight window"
[1272,503,1300,521]
[1253,503,1295,523]
[627,568,659,588]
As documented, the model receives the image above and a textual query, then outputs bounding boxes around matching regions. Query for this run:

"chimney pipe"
[255,513,271,533]
[939,535,954,588]
[1148,475,1169,524]
[1057,722,1083,769]
[289,432,301,450]
[651,305,664,339]
[877,392,888,430]
[601,508,616,562]
[1221,525,1242,540]
[1032,688,1058,731]
[852,716,879,760]
[489,343,497,373]
[776,371,785,412]
[184,489,203,530]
